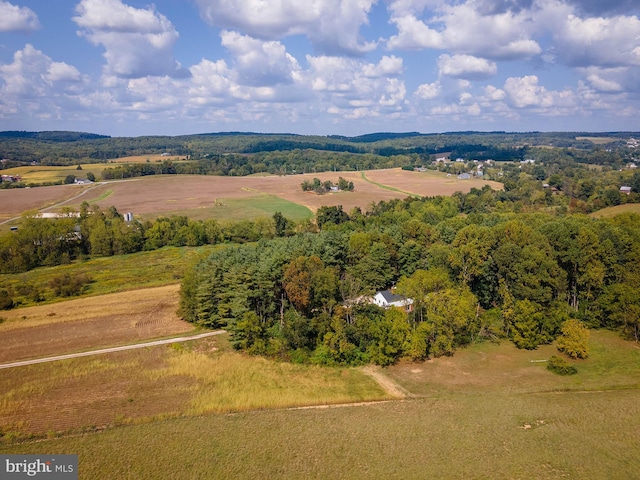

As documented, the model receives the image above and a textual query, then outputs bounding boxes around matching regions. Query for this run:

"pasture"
[2,330,639,478]
[0,333,388,441]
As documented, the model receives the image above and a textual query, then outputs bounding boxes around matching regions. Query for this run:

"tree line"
[0,203,286,275]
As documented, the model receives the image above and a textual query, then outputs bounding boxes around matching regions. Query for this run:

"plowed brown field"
[63,169,501,216]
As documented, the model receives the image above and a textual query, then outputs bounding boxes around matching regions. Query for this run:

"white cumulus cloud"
[220,31,301,86]
[0,1,39,32]
[194,0,377,56]
[415,81,441,100]
[0,45,86,119]
[437,54,497,79]
[551,13,640,68]
[73,0,186,78]
[387,0,541,60]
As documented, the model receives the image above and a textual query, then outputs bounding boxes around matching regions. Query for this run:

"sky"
[0,0,639,137]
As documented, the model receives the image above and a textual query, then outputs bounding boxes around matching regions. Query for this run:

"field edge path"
[0,330,226,370]
[361,365,413,398]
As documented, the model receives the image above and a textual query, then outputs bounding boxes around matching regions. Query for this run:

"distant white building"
[620,186,632,195]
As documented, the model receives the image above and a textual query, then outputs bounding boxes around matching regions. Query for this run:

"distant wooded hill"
[0,130,638,169]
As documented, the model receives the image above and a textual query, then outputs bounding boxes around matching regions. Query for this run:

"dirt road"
[0,330,226,370]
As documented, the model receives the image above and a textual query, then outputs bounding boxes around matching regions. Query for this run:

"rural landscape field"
[2,130,640,479]
[0,167,500,225]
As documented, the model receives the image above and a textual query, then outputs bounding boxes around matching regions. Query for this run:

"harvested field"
[0,284,192,363]
[364,169,502,197]
[0,184,89,220]
[58,169,501,217]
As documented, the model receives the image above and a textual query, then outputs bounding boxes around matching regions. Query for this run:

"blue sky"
[0,0,639,137]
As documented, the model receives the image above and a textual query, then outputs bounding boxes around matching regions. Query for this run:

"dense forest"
[177,186,640,365]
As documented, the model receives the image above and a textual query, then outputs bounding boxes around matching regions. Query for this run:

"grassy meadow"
[0,333,388,442]
[0,245,219,307]
[590,202,640,218]
[2,330,639,479]
[142,194,313,222]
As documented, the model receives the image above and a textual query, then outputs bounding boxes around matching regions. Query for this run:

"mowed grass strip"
[0,334,388,441]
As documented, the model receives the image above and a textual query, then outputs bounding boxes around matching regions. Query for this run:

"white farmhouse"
[372,290,414,311]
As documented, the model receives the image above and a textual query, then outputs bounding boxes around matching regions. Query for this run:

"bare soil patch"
[0,284,192,362]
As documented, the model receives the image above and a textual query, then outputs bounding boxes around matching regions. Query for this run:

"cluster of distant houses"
[1,174,22,183]
[421,156,490,180]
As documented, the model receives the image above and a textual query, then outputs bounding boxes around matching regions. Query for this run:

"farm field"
[0,284,193,363]
[1,168,501,223]
[56,169,501,218]
[2,330,639,478]
[107,154,186,163]
[0,184,91,221]
[575,136,619,144]
[0,164,107,184]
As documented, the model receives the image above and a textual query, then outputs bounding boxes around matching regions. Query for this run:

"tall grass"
[146,350,389,414]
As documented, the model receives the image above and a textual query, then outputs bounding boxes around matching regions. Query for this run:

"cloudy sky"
[0,0,639,137]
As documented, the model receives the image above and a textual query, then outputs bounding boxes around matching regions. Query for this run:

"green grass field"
[0,245,219,307]
[144,194,313,222]
[2,331,639,478]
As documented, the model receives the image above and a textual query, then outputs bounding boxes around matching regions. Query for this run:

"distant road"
[0,330,226,370]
